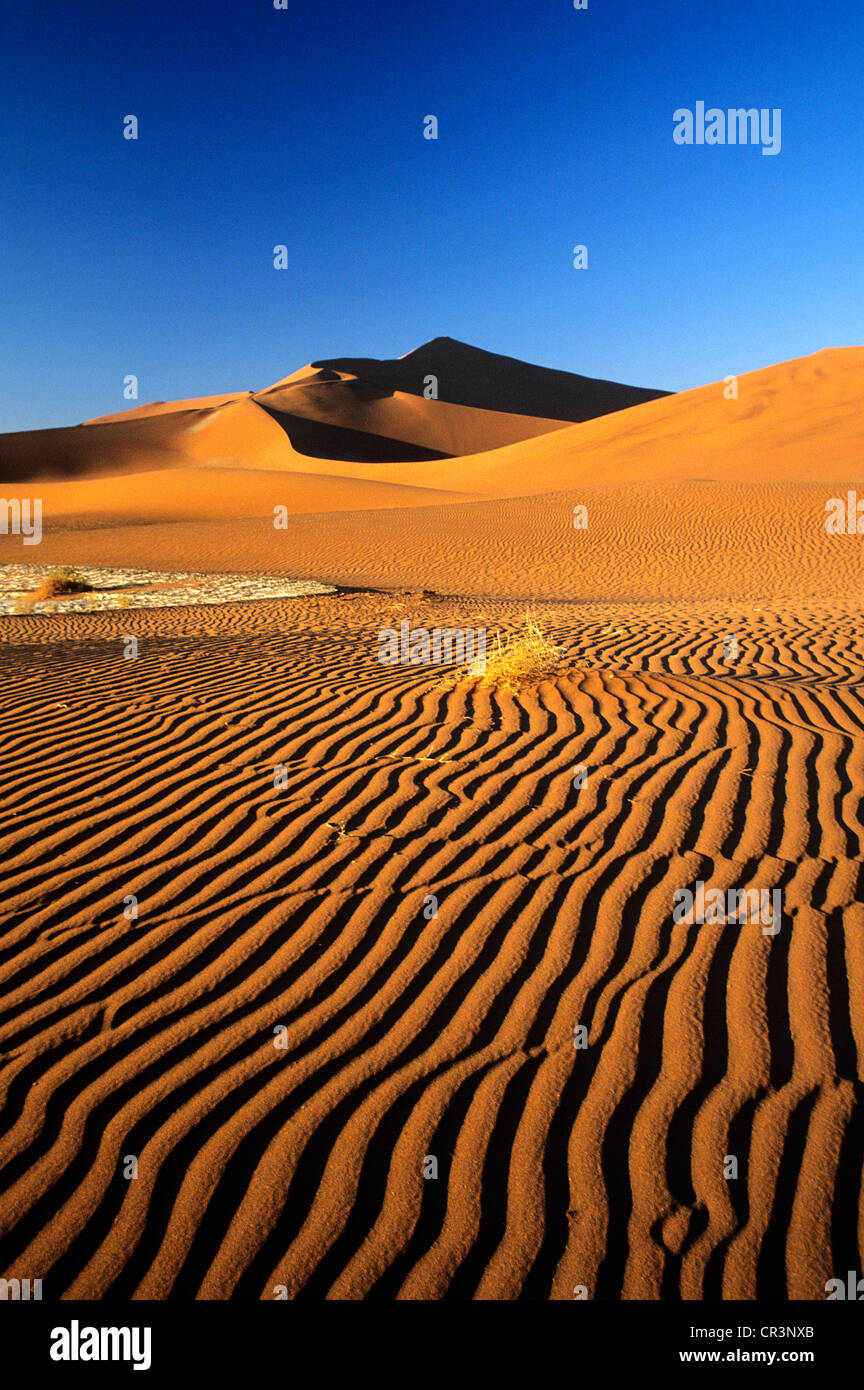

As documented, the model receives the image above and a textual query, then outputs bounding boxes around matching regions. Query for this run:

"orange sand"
[0,341,862,1300]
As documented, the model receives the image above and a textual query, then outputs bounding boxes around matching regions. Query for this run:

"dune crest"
[0,337,670,484]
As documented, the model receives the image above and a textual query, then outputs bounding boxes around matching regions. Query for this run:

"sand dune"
[0,338,666,486]
[3,347,863,603]
[85,392,245,425]
[0,341,862,1302]
[252,371,573,460]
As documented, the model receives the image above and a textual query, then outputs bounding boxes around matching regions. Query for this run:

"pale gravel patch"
[0,564,336,614]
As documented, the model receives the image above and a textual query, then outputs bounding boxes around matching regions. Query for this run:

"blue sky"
[1,0,862,431]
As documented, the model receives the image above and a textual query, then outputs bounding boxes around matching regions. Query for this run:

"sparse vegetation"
[444,613,566,692]
[27,567,93,603]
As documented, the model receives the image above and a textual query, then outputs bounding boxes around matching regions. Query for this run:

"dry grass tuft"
[26,567,93,603]
[444,613,566,692]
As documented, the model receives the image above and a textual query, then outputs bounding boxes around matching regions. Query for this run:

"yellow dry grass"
[27,567,92,603]
[443,613,566,692]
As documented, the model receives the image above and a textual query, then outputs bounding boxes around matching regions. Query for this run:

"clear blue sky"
[2,0,862,432]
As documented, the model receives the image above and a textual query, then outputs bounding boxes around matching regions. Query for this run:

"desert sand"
[0,339,862,1300]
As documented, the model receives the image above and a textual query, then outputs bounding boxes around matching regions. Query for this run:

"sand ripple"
[0,594,861,1299]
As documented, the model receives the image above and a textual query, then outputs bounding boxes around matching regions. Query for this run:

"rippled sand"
[0,592,861,1299]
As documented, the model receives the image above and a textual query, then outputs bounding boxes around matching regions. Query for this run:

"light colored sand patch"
[0,564,336,614]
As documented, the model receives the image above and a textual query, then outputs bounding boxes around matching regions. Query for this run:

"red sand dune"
[0,341,862,1301]
[1,345,863,605]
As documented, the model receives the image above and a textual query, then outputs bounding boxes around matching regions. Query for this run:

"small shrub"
[27,567,93,603]
[443,614,566,692]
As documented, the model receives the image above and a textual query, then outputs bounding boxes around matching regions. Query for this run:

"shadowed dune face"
[250,367,577,461]
[311,336,672,419]
[0,417,195,485]
[253,402,455,464]
[0,595,861,1299]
